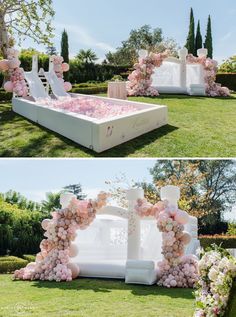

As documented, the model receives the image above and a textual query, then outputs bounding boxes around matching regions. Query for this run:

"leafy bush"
[227,223,236,236]
[0,199,44,256]
[0,89,12,101]
[216,73,236,92]
[110,75,124,81]
[0,256,28,273]
[199,235,236,249]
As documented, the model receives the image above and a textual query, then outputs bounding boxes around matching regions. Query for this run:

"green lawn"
[0,94,235,157]
[0,274,195,317]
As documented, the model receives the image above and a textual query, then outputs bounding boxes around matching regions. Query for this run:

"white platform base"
[12,94,168,153]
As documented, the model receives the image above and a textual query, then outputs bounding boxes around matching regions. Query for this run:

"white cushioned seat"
[125,260,158,285]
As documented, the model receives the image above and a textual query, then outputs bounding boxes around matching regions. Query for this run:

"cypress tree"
[185,8,195,55]
[61,29,69,63]
[204,15,213,58]
[195,20,203,56]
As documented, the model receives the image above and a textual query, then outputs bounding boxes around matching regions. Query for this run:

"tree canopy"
[0,0,55,58]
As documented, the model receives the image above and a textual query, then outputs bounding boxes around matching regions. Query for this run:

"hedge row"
[71,85,107,95]
[199,235,236,249]
[0,89,12,101]
[0,256,28,273]
[216,73,236,92]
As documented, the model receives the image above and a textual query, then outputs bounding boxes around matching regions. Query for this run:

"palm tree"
[41,192,61,213]
[76,49,98,64]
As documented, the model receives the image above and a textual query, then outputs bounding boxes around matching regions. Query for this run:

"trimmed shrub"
[0,256,28,273]
[216,73,236,92]
[199,235,236,249]
[22,255,36,262]
[71,86,107,95]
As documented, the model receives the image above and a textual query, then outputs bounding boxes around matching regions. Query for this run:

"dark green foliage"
[204,15,213,58]
[0,88,12,101]
[185,8,195,55]
[46,46,57,56]
[195,20,203,55]
[61,29,69,81]
[22,254,36,262]
[216,73,236,92]
[71,85,107,95]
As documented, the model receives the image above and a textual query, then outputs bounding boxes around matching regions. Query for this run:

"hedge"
[199,235,236,249]
[22,254,36,262]
[0,89,12,101]
[71,85,107,95]
[0,256,28,273]
[216,73,236,92]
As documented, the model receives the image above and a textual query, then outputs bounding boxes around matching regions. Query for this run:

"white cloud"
[220,32,233,42]
[55,23,116,54]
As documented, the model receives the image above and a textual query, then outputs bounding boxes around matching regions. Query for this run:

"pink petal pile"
[14,192,109,282]
[51,55,72,92]
[127,51,169,96]
[40,96,139,120]
[134,198,199,288]
[0,48,29,97]
[187,54,230,97]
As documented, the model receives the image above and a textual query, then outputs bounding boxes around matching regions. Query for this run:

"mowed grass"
[0,274,195,317]
[0,94,235,157]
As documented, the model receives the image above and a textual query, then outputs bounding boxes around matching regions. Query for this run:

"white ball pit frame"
[12,94,168,153]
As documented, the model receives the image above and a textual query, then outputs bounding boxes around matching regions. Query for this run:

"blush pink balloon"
[4,81,13,92]
[69,244,78,257]
[0,59,10,71]
[62,63,70,72]
[67,263,80,279]
[41,219,50,230]
[8,59,21,69]
[181,232,191,245]
[174,210,189,225]
[64,82,72,92]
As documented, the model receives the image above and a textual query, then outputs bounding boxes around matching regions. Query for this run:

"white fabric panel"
[78,260,126,278]
[125,260,158,285]
[152,62,181,87]
[186,64,205,86]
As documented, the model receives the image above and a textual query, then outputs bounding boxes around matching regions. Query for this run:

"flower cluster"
[134,198,199,288]
[127,51,169,96]
[51,55,72,92]
[14,192,109,282]
[194,245,236,317]
[40,96,139,120]
[187,54,230,97]
[0,49,28,97]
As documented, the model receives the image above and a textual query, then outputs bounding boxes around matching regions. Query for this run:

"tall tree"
[0,0,55,58]
[41,192,61,213]
[61,29,69,63]
[63,184,86,200]
[195,20,203,56]
[185,8,195,55]
[76,49,98,64]
[46,46,57,56]
[204,15,213,58]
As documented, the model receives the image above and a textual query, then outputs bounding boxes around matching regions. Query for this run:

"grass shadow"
[29,277,194,299]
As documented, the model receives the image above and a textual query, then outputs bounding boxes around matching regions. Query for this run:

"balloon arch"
[14,186,198,289]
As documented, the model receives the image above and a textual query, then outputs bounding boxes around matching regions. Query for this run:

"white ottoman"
[125,260,158,285]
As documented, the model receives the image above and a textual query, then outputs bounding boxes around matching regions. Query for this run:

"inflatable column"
[178,48,188,91]
[32,55,38,73]
[126,188,144,260]
[60,193,76,209]
[160,185,180,208]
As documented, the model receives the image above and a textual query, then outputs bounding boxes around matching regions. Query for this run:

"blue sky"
[0,159,235,220]
[20,0,236,63]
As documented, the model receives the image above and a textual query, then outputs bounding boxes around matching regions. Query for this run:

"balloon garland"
[14,192,109,281]
[0,48,28,97]
[135,198,199,288]
[50,55,72,92]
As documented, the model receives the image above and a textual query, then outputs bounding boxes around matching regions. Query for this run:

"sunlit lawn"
[0,94,235,157]
[0,274,196,317]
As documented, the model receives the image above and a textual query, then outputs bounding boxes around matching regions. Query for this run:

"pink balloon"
[181,232,191,245]
[67,263,80,279]
[4,81,13,92]
[0,59,9,71]
[41,219,50,230]
[64,82,72,92]
[62,63,70,72]
[8,59,21,69]
[174,210,189,225]
[69,244,79,257]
